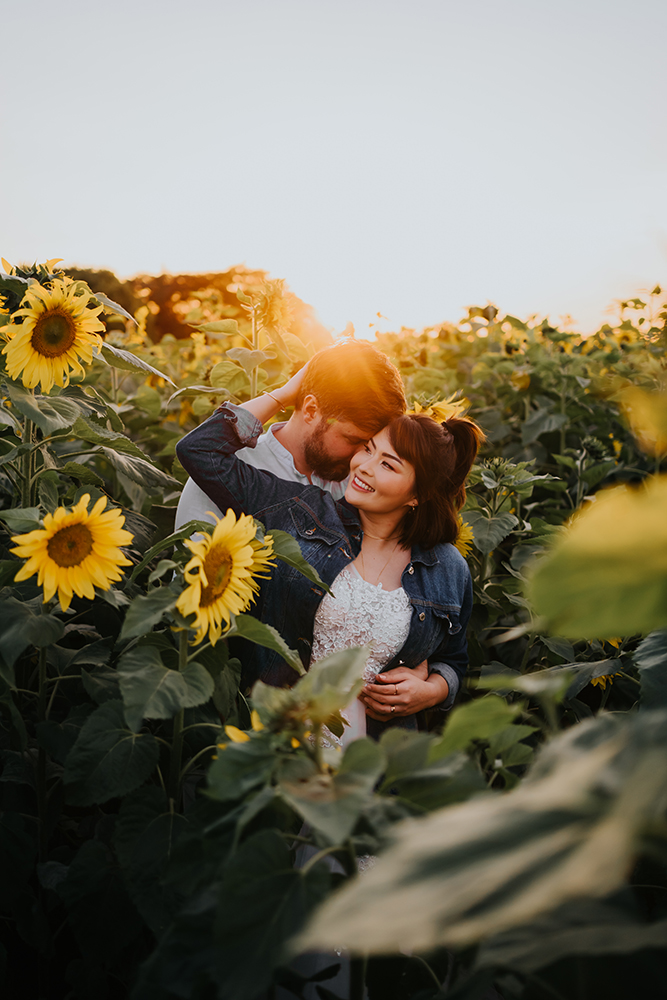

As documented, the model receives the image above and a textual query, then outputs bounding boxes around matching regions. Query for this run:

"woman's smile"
[350,474,374,493]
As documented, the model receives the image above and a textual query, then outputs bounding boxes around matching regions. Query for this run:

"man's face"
[303,415,370,482]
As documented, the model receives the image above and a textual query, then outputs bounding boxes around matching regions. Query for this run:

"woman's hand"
[360,662,449,722]
[238,358,311,424]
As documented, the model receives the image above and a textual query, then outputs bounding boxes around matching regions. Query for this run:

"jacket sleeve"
[427,570,473,710]
[175,403,314,517]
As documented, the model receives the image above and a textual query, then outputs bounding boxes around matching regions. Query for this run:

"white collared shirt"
[174,421,348,531]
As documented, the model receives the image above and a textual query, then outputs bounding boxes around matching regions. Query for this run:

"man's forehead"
[324,416,372,443]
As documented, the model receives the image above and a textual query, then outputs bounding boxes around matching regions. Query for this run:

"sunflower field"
[0,259,666,1000]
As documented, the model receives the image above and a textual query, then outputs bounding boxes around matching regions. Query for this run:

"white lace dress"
[310,563,413,744]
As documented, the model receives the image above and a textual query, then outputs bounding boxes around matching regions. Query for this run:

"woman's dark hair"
[388,413,485,550]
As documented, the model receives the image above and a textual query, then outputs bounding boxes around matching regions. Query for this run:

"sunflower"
[408,395,470,422]
[3,278,105,393]
[454,515,474,558]
[11,494,134,611]
[176,510,275,645]
[590,671,622,690]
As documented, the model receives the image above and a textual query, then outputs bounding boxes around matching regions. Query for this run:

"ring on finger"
[394,684,398,696]
[390,705,396,713]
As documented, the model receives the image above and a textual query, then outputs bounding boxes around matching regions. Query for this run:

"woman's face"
[345,427,417,514]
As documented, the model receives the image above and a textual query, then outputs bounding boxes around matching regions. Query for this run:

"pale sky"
[2,0,666,337]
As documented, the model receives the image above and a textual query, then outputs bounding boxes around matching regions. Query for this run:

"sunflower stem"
[168,630,189,809]
[21,418,35,508]
[36,646,49,864]
[250,304,259,399]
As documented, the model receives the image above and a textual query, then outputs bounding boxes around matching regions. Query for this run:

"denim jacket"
[176,404,473,722]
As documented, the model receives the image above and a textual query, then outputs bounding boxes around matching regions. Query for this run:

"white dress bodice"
[310,564,412,743]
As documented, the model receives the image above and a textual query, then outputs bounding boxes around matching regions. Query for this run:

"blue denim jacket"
[176,404,473,723]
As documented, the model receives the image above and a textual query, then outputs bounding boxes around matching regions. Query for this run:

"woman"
[175,367,483,738]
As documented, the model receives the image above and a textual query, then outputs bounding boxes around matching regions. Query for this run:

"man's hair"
[295,341,406,434]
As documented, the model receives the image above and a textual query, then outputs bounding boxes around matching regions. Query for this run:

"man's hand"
[359,661,449,722]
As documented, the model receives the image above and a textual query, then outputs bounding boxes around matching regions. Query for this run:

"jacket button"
[408,565,414,574]
[419,612,426,621]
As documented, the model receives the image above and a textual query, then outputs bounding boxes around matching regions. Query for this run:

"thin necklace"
[359,538,401,587]
[362,529,401,541]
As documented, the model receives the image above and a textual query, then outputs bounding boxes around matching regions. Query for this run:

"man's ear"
[300,394,321,426]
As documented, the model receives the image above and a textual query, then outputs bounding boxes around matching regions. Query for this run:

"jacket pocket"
[289,503,344,546]
[431,606,462,635]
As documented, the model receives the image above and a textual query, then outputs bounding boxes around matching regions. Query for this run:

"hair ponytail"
[445,418,485,509]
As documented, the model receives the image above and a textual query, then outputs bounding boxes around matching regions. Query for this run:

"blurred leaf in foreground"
[297,711,667,955]
[526,476,667,638]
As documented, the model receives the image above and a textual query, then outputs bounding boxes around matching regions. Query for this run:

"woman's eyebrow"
[380,451,403,464]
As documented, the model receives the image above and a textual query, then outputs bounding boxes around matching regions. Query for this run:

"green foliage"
[1,264,666,998]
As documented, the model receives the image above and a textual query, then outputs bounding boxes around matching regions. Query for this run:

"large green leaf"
[115,786,188,935]
[429,696,522,760]
[0,506,41,533]
[120,586,179,641]
[71,415,149,459]
[225,347,275,374]
[190,318,240,336]
[5,382,81,434]
[476,898,667,975]
[127,519,216,583]
[521,408,568,445]
[252,646,368,729]
[268,529,331,592]
[167,384,235,404]
[101,446,180,490]
[100,342,176,387]
[279,737,386,844]
[635,630,667,710]
[226,613,305,676]
[117,645,214,732]
[213,829,331,1000]
[527,475,667,637]
[93,291,138,326]
[63,700,159,806]
[209,360,250,395]
[463,511,518,553]
[56,839,144,963]
[297,711,667,955]
[58,461,105,486]
[0,597,64,668]
[206,738,277,803]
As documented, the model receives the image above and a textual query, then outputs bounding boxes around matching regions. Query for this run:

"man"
[174,340,406,529]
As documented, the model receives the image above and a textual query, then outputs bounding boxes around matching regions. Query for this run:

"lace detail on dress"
[311,564,412,749]
[311,564,412,683]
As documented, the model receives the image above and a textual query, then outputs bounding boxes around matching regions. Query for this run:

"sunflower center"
[47,524,93,567]
[200,548,233,607]
[31,310,77,358]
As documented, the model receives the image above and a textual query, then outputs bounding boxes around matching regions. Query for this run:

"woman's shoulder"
[415,540,471,579]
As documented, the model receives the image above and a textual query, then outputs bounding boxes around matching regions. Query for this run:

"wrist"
[424,672,449,708]
[262,389,287,412]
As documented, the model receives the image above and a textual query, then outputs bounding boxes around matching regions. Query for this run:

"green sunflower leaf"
[5,382,82,435]
[100,447,180,490]
[100,342,176,387]
[117,645,214,732]
[63,700,159,806]
[120,586,180,641]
